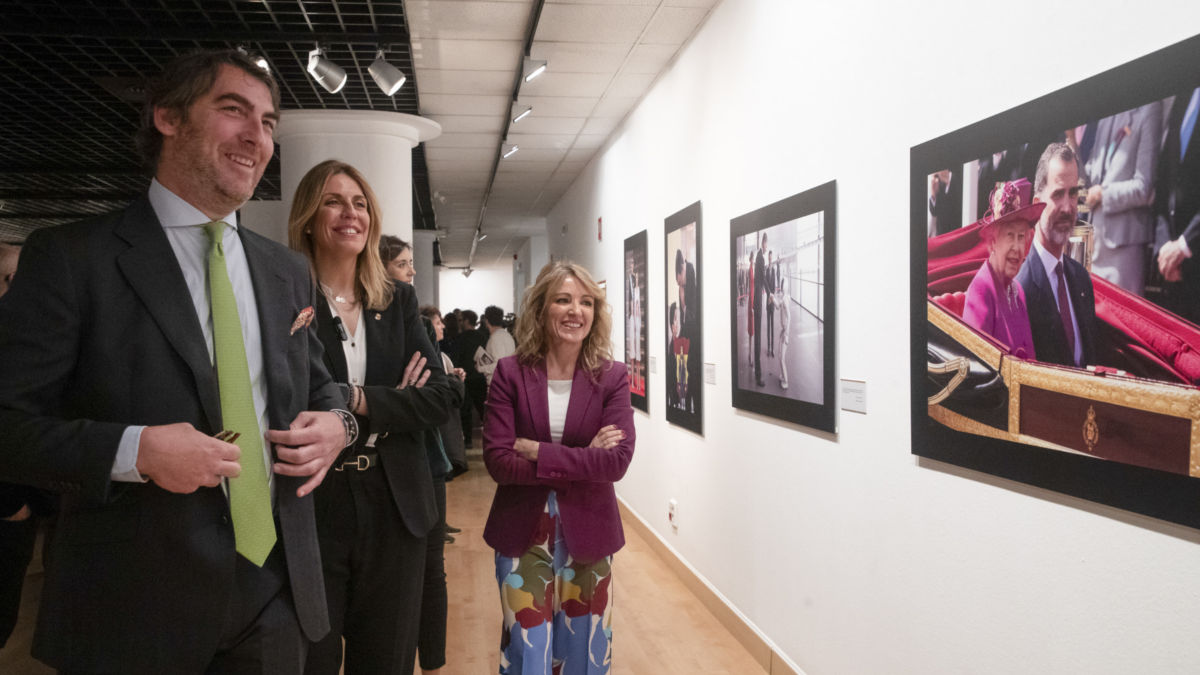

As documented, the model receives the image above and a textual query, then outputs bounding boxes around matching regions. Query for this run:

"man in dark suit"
[766,250,776,357]
[752,234,767,386]
[1155,88,1200,324]
[0,50,353,673]
[1015,142,1098,368]
[675,247,700,413]
[454,309,489,447]
[928,169,963,235]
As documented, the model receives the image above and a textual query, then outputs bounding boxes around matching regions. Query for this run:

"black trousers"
[753,301,763,380]
[306,467,426,675]
[417,476,447,670]
[460,375,487,446]
[0,516,36,647]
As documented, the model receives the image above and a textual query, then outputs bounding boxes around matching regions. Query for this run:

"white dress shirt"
[113,179,273,488]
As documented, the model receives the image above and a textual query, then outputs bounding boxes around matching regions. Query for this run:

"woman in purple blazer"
[483,261,636,675]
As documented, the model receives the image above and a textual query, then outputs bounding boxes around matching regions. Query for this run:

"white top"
[1032,238,1083,366]
[480,328,517,384]
[547,379,573,444]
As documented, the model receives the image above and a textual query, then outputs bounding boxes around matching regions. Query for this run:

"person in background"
[1015,143,1098,368]
[0,49,354,673]
[380,234,415,286]
[482,261,635,675]
[477,304,517,386]
[963,179,1044,359]
[455,309,488,448]
[1155,87,1200,323]
[0,241,54,651]
[289,159,458,674]
[1083,100,1162,295]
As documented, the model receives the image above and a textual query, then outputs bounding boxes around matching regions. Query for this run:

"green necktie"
[204,221,276,567]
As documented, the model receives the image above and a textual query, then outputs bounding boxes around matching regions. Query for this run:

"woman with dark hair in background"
[289,159,458,674]
[483,261,636,674]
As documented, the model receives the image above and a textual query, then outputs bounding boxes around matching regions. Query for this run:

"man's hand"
[267,411,346,497]
[137,422,241,493]
[1159,239,1189,282]
[451,367,466,382]
[3,504,32,522]
[1086,185,1103,210]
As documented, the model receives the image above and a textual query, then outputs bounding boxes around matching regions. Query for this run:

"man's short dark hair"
[1034,142,1077,196]
[483,305,505,328]
[461,310,478,328]
[136,49,281,172]
[675,249,684,277]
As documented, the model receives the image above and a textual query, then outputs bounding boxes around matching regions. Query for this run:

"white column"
[275,110,441,244]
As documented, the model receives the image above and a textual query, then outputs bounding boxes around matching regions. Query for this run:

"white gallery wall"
[437,266,515,316]
[546,1,1200,673]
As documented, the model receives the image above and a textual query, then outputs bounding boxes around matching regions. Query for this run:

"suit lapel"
[115,198,220,430]
[314,295,348,383]
[240,227,293,428]
[523,362,551,442]
[562,366,598,448]
[364,303,391,386]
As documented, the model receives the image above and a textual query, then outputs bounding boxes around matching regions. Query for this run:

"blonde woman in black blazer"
[289,159,460,674]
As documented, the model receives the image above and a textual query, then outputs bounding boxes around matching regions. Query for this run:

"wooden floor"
[0,460,765,674]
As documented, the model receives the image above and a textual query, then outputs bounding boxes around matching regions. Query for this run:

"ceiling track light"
[502,143,519,159]
[368,48,407,96]
[307,45,347,94]
[523,58,547,83]
[512,104,533,124]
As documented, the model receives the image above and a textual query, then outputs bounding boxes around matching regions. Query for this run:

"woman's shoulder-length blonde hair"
[286,159,394,311]
[514,260,613,377]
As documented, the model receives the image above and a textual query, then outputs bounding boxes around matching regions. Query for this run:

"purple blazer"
[963,260,1037,359]
[482,355,636,561]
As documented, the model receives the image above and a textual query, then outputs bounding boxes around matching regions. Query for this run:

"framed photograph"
[730,182,837,432]
[665,202,703,435]
[911,33,1200,528]
[624,230,649,413]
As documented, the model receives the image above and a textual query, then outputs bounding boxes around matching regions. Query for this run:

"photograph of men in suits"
[1155,87,1200,324]
[1084,100,1162,295]
[0,50,352,673]
[675,244,700,414]
[753,232,767,386]
[1015,142,1098,368]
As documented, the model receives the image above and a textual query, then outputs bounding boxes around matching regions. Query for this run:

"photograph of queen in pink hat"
[962,178,1046,358]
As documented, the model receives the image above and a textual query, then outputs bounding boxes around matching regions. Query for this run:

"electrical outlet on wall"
[668,498,678,531]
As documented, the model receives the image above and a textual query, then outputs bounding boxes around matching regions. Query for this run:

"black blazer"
[1155,89,1200,298]
[314,281,459,536]
[1015,251,1098,368]
[0,197,343,672]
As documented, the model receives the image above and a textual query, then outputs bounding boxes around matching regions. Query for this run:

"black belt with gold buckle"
[333,453,379,471]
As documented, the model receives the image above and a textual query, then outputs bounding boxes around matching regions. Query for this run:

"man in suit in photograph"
[675,247,700,412]
[766,250,776,357]
[1015,142,1098,368]
[752,233,767,386]
[0,50,353,673]
[928,169,962,235]
[1155,87,1200,324]
[1084,100,1162,295]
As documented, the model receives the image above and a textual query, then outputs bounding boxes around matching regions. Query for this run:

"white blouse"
[547,379,573,444]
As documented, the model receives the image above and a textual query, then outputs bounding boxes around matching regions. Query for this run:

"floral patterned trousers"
[495,491,613,675]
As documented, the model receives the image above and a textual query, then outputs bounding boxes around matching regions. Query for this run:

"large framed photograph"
[911,33,1200,529]
[624,230,649,413]
[665,202,703,435]
[730,182,837,432]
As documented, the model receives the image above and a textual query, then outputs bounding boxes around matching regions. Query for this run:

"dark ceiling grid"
[0,0,435,242]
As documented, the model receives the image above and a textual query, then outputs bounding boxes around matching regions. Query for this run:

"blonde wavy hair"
[514,261,613,377]
[287,159,394,311]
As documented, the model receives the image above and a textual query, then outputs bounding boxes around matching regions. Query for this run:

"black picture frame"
[730,182,837,433]
[624,230,649,413]
[910,33,1200,529]
[665,201,703,435]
